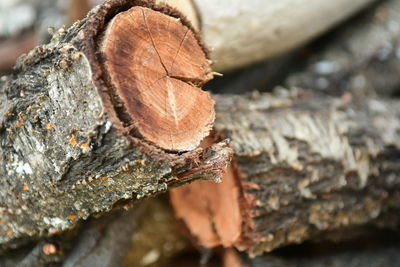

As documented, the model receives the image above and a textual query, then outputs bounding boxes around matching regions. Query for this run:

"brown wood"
[101,6,214,151]
[170,91,400,256]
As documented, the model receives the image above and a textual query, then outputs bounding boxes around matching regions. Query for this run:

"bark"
[156,0,200,30]
[285,0,400,97]
[171,90,400,256]
[0,0,231,251]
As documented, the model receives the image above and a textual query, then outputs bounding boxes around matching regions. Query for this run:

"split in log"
[171,89,400,256]
[0,0,231,251]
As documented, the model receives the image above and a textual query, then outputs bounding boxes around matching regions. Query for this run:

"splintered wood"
[102,7,214,151]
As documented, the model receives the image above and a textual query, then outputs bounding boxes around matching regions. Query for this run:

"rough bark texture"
[171,90,400,256]
[0,0,231,251]
[285,0,400,97]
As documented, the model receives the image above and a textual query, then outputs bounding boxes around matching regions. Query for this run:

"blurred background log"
[178,0,377,71]
[285,0,400,97]
[205,0,400,96]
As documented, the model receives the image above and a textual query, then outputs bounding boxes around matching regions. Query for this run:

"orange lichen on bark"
[70,134,77,146]
[101,6,214,151]
[45,123,55,130]
[67,215,76,220]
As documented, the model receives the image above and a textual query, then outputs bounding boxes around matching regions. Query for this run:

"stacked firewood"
[1,0,400,266]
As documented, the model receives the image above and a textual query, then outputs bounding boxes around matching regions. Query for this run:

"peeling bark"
[171,90,400,256]
[0,0,231,251]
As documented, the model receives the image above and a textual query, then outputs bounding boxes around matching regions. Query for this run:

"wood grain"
[102,6,214,151]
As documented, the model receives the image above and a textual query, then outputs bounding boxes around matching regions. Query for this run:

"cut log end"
[101,6,214,151]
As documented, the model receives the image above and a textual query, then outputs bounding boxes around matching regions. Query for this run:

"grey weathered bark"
[0,0,231,251]
[285,0,400,97]
[171,90,400,256]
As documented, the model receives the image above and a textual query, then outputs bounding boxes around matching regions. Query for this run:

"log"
[285,0,400,97]
[162,0,377,71]
[0,0,231,251]
[170,90,400,256]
